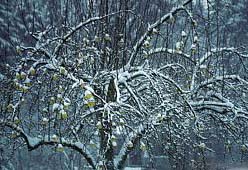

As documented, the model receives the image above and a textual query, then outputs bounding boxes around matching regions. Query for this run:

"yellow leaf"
[52,74,59,81]
[87,101,96,107]
[15,73,21,80]
[51,134,58,142]
[58,110,68,120]
[20,72,26,80]
[56,144,64,152]
[7,104,14,112]
[28,67,36,76]
[14,118,21,124]
[84,94,93,100]
[61,112,68,120]
[140,142,147,151]
[11,132,19,138]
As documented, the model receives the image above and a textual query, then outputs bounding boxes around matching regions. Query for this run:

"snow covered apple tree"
[1,0,248,169]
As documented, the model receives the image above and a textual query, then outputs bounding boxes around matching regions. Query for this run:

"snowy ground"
[124,167,143,170]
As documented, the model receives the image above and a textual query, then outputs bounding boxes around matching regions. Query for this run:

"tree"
[1,0,248,169]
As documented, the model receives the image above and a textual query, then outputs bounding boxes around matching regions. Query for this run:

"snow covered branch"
[53,10,132,57]
[0,120,96,169]
[192,75,248,95]
[114,124,145,169]
[148,47,195,63]
[190,47,248,91]
[127,0,193,67]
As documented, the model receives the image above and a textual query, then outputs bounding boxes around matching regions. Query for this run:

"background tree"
[1,0,248,170]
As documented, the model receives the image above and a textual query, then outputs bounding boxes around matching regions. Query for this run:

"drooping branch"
[126,0,193,67]
[148,47,195,63]
[190,47,248,91]
[0,120,97,169]
[192,75,248,96]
